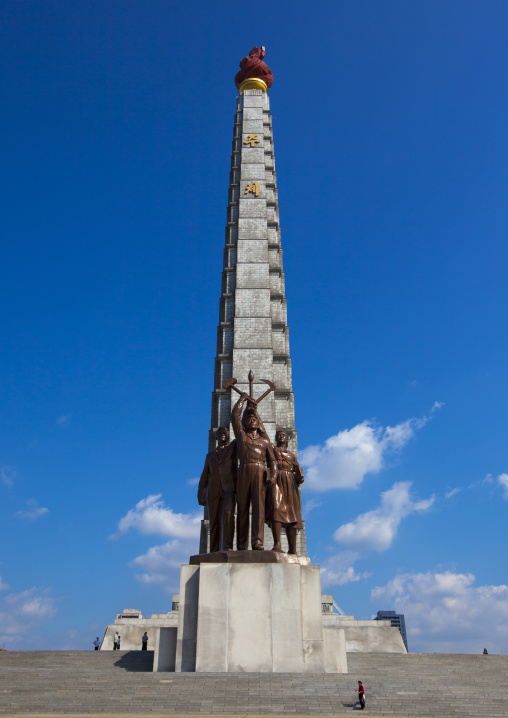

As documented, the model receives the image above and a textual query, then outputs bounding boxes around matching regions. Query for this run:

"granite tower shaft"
[211,87,296,449]
[201,58,306,554]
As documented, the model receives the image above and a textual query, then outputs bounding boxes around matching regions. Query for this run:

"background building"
[375,610,409,652]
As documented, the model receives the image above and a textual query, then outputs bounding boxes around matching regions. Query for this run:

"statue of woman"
[266,430,304,554]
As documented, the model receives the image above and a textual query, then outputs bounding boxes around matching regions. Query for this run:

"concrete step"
[0,650,506,716]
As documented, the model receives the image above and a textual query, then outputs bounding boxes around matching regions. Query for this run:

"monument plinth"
[175,562,335,674]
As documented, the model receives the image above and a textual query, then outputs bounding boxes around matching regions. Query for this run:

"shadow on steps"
[113,649,154,672]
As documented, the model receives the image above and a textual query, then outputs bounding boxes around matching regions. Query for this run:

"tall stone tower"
[200,48,306,555]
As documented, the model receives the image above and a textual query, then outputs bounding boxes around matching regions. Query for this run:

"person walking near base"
[357,680,366,710]
[93,637,100,651]
[142,632,148,650]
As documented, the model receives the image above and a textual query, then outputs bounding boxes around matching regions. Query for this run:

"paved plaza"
[1,650,507,717]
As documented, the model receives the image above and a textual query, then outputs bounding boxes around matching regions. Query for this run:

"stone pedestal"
[173,561,346,673]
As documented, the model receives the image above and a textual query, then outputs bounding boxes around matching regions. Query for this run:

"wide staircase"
[0,650,506,716]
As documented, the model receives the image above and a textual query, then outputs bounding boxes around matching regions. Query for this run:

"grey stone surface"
[242,95,267,108]
[270,564,304,673]
[1,649,507,716]
[175,565,200,672]
[323,615,407,653]
[195,564,229,673]
[153,627,177,672]
[179,563,341,674]
[323,625,348,673]
[227,564,273,673]
[237,239,269,263]
[300,566,326,673]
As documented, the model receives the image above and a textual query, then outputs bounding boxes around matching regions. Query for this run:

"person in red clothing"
[357,681,366,709]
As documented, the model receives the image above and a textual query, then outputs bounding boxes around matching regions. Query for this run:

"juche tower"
[201,47,306,554]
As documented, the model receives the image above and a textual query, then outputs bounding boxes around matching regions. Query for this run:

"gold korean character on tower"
[244,182,259,197]
[243,134,260,147]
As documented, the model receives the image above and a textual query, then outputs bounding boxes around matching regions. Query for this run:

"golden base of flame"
[238,77,268,93]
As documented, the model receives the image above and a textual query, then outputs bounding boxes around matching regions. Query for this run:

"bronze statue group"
[198,391,304,554]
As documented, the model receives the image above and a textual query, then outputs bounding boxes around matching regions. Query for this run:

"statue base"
[170,562,347,674]
[190,550,311,566]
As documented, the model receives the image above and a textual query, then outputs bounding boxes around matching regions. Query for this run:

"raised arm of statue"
[231,393,247,439]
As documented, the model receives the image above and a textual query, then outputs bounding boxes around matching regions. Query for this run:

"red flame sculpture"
[235,46,274,91]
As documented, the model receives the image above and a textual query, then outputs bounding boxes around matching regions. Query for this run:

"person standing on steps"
[93,637,100,651]
[113,632,119,650]
[357,680,366,709]
[142,632,148,650]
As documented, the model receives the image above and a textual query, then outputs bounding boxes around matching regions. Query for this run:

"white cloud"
[300,403,442,491]
[303,497,322,515]
[320,551,371,588]
[56,414,71,425]
[371,571,508,653]
[445,488,461,499]
[0,576,9,591]
[334,481,434,552]
[129,539,197,592]
[115,495,202,588]
[186,477,199,486]
[112,494,202,540]
[0,587,58,648]
[15,500,49,521]
[497,473,508,499]
[1,466,16,487]
[462,473,508,495]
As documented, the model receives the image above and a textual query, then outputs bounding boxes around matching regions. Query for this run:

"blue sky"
[1,0,507,653]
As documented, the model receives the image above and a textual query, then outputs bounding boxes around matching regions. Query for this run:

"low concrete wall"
[102,615,178,651]
[323,615,406,653]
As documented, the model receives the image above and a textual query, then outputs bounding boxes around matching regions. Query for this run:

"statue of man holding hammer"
[229,372,277,551]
